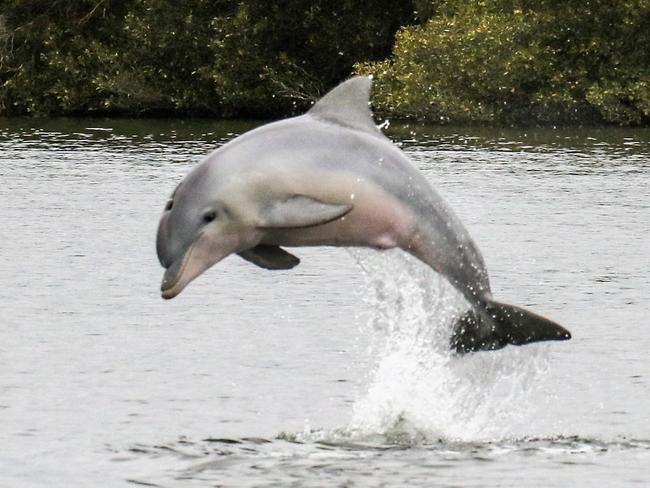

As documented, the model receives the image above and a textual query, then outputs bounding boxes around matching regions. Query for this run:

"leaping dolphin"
[156,77,571,353]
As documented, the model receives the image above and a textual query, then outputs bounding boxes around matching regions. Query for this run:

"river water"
[1,118,648,487]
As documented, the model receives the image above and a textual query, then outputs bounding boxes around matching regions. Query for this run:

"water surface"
[1,118,649,486]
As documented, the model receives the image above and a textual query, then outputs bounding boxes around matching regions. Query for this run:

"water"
[1,118,649,486]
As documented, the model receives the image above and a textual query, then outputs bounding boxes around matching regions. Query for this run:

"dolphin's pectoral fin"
[238,245,300,270]
[259,195,352,229]
[450,299,571,354]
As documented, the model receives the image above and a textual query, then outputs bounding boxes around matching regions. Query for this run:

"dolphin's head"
[156,164,258,299]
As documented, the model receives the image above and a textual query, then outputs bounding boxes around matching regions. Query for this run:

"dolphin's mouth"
[160,239,198,299]
[160,231,241,299]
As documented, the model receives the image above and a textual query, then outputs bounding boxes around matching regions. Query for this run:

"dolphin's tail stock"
[450,298,571,354]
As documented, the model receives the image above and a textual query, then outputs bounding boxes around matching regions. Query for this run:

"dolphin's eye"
[202,210,218,223]
[165,200,173,211]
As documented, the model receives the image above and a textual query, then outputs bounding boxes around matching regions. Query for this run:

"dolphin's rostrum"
[156,77,571,353]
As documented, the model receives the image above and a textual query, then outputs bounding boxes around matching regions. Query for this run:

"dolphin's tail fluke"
[450,298,571,354]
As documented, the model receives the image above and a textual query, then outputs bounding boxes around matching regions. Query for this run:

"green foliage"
[206,1,415,116]
[1,0,649,124]
[357,0,650,125]
[0,0,413,116]
[1,1,129,115]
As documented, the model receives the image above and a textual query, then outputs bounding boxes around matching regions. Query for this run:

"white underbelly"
[262,180,417,250]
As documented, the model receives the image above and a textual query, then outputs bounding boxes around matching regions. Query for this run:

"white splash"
[345,249,550,443]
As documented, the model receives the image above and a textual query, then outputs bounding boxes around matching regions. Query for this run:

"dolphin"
[156,76,571,353]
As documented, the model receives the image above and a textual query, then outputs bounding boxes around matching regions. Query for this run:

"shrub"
[0,0,413,116]
[357,0,650,125]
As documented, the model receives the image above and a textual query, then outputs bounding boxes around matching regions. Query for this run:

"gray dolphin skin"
[156,76,571,353]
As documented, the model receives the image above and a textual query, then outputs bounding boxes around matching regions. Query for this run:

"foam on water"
[340,249,551,443]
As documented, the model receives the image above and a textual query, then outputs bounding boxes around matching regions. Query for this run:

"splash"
[344,249,550,443]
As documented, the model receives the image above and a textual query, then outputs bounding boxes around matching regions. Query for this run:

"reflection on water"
[1,118,649,487]
[118,435,650,488]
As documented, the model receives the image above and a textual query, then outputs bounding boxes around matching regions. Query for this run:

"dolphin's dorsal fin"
[307,76,384,137]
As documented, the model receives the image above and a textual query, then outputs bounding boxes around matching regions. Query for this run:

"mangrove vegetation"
[1,0,649,125]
